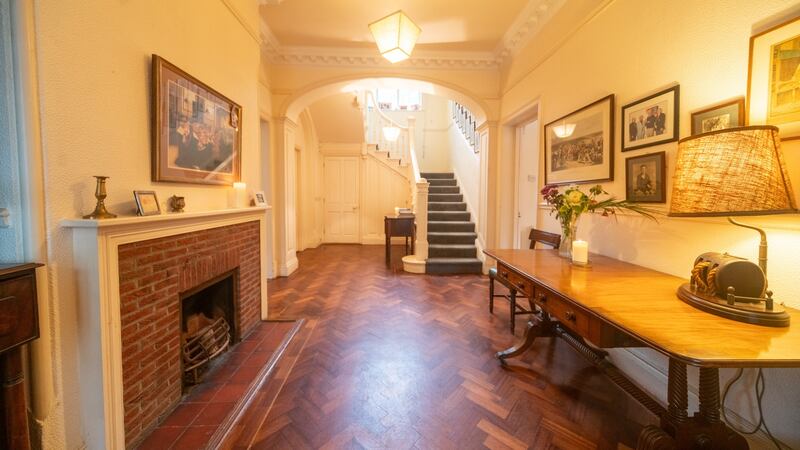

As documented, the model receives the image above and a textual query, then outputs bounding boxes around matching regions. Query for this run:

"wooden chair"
[488,229,561,333]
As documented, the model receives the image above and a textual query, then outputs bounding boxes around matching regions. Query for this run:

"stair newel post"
[414,179,429,261]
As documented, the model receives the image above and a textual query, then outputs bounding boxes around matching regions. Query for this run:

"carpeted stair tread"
[428,178,458,187]
[425,258,482,274]
[428,232,477,245]
[429,194,463,202]
[428,211,470,221]
[429,186,460,194]
[420,172,454,179]
[428,202,467,211]
[428,221,475,232]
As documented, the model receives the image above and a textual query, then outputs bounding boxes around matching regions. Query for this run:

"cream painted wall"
[295,110,324,251]
[33,0,261,447]
[383,94,451,172]
[499,0,800,446]
[307,93,364,143]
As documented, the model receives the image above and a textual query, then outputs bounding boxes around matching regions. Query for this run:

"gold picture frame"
[151,55,242,185]
[747,15,800,140]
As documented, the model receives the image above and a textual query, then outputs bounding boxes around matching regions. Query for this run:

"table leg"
[1,348,31,450]
[496,312,554,364]
[385,229,391,268]
[637,359,748,450]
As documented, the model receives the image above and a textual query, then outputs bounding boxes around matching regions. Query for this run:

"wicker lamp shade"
[669,126,796,216]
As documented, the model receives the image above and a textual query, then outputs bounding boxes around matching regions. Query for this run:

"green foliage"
[540,184,659,230]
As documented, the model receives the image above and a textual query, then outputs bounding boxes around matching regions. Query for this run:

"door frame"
[509,104,540,249]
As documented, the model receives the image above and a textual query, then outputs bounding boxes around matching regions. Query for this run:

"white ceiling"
[259,0,566,65]
[260,0,529,52]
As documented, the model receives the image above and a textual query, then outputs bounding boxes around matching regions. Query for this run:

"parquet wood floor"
[230,245,655,449]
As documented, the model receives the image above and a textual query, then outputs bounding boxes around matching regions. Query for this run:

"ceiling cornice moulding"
[259,0,565,69]
[495,0,566,61]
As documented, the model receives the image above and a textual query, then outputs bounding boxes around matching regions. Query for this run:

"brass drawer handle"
[0,296,14,303]
[501,271,509,278]
[537,293,547,302]
[565,311,576,322]
[516,282,525,289]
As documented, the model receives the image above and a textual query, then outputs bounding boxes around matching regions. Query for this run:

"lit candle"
[232,182,247,208]
[572,240,588,265]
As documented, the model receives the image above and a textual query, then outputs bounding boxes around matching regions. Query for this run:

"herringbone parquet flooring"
[232,245,655,449]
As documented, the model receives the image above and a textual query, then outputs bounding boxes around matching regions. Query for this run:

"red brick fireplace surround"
[118,221,261,446]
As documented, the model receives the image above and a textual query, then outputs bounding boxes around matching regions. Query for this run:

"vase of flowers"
[541,184,657,258]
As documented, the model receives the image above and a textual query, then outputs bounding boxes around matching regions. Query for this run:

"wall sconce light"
[368,10,421,63]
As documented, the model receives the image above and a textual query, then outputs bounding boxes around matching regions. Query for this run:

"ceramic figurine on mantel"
[170,195,185,213]
[83,176,117,219]
[540,184,657,259]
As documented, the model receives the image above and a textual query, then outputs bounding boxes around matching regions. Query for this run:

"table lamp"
[668,125,797,326]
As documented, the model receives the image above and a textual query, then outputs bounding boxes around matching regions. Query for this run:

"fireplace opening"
[180,270,239,387]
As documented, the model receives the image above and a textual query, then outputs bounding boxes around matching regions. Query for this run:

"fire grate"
[182,315,231,384]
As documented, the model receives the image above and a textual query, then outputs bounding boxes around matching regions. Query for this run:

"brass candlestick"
[83,176,117,219]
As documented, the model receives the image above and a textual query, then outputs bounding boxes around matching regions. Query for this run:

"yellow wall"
[498,0,800,446]
[33,0,261,447]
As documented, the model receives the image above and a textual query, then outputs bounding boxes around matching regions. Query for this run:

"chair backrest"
[529,228,561,249]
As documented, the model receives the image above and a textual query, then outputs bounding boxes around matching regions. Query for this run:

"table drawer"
[534,285,590,337]
[496,263,533,297]
[0,274,39,353]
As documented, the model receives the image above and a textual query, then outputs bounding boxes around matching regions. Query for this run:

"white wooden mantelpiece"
[61,206,270,450]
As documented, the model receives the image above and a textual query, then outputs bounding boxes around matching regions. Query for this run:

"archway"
[271,75,494,276]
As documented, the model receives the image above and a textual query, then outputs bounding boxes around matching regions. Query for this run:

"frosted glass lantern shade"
[369,10,421,63]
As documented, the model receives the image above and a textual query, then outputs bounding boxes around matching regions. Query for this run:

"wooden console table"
[0,263,43,450]
[484,249,800,450]
[384,215,415,268]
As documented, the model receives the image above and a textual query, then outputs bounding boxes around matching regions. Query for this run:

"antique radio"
[678,251,789,327]
[690,252,766,300]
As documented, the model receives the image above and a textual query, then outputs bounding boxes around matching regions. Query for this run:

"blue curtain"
[0,0,24,262]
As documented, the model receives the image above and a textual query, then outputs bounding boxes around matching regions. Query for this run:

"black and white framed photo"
[253,190,267,207]
[544,94,615,185]
[625,152,666,203]
[621,85,679,151]
[691,98,745,135]
[133,190,161,216]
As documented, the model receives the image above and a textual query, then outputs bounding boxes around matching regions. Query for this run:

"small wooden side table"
[384,215,415,268]
[0,263,43,450]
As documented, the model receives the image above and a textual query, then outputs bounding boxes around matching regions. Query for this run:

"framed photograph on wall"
[133,191,161,216]
[621,85,679,152]
[625,152,666,203]
[151,55,242,185]
[544,94,615,185]
[691,98,745,135]
[748,15,800,139]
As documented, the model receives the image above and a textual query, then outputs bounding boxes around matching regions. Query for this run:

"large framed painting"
[691,98,745,135]
[621,85,679,152]
[151,55,241,185]
[748,15,800,140]
[544,94,614,185]
[625,151,666,203]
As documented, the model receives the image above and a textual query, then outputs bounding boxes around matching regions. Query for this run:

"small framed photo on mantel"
[621,85,680,152]
[134,190,161,216]
[544,94,615,185]
[625,152,666,203]
[691,98,745,135]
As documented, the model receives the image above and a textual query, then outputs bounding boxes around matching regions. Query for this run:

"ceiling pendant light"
[369,10,421,63]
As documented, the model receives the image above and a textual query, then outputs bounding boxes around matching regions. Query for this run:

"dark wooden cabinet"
[0,263,42,450]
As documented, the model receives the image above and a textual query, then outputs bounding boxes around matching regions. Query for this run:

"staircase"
[423,173,482,274]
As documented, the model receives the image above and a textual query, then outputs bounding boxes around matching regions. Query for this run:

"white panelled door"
[323,156,360,243]
[516,119,540,248]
